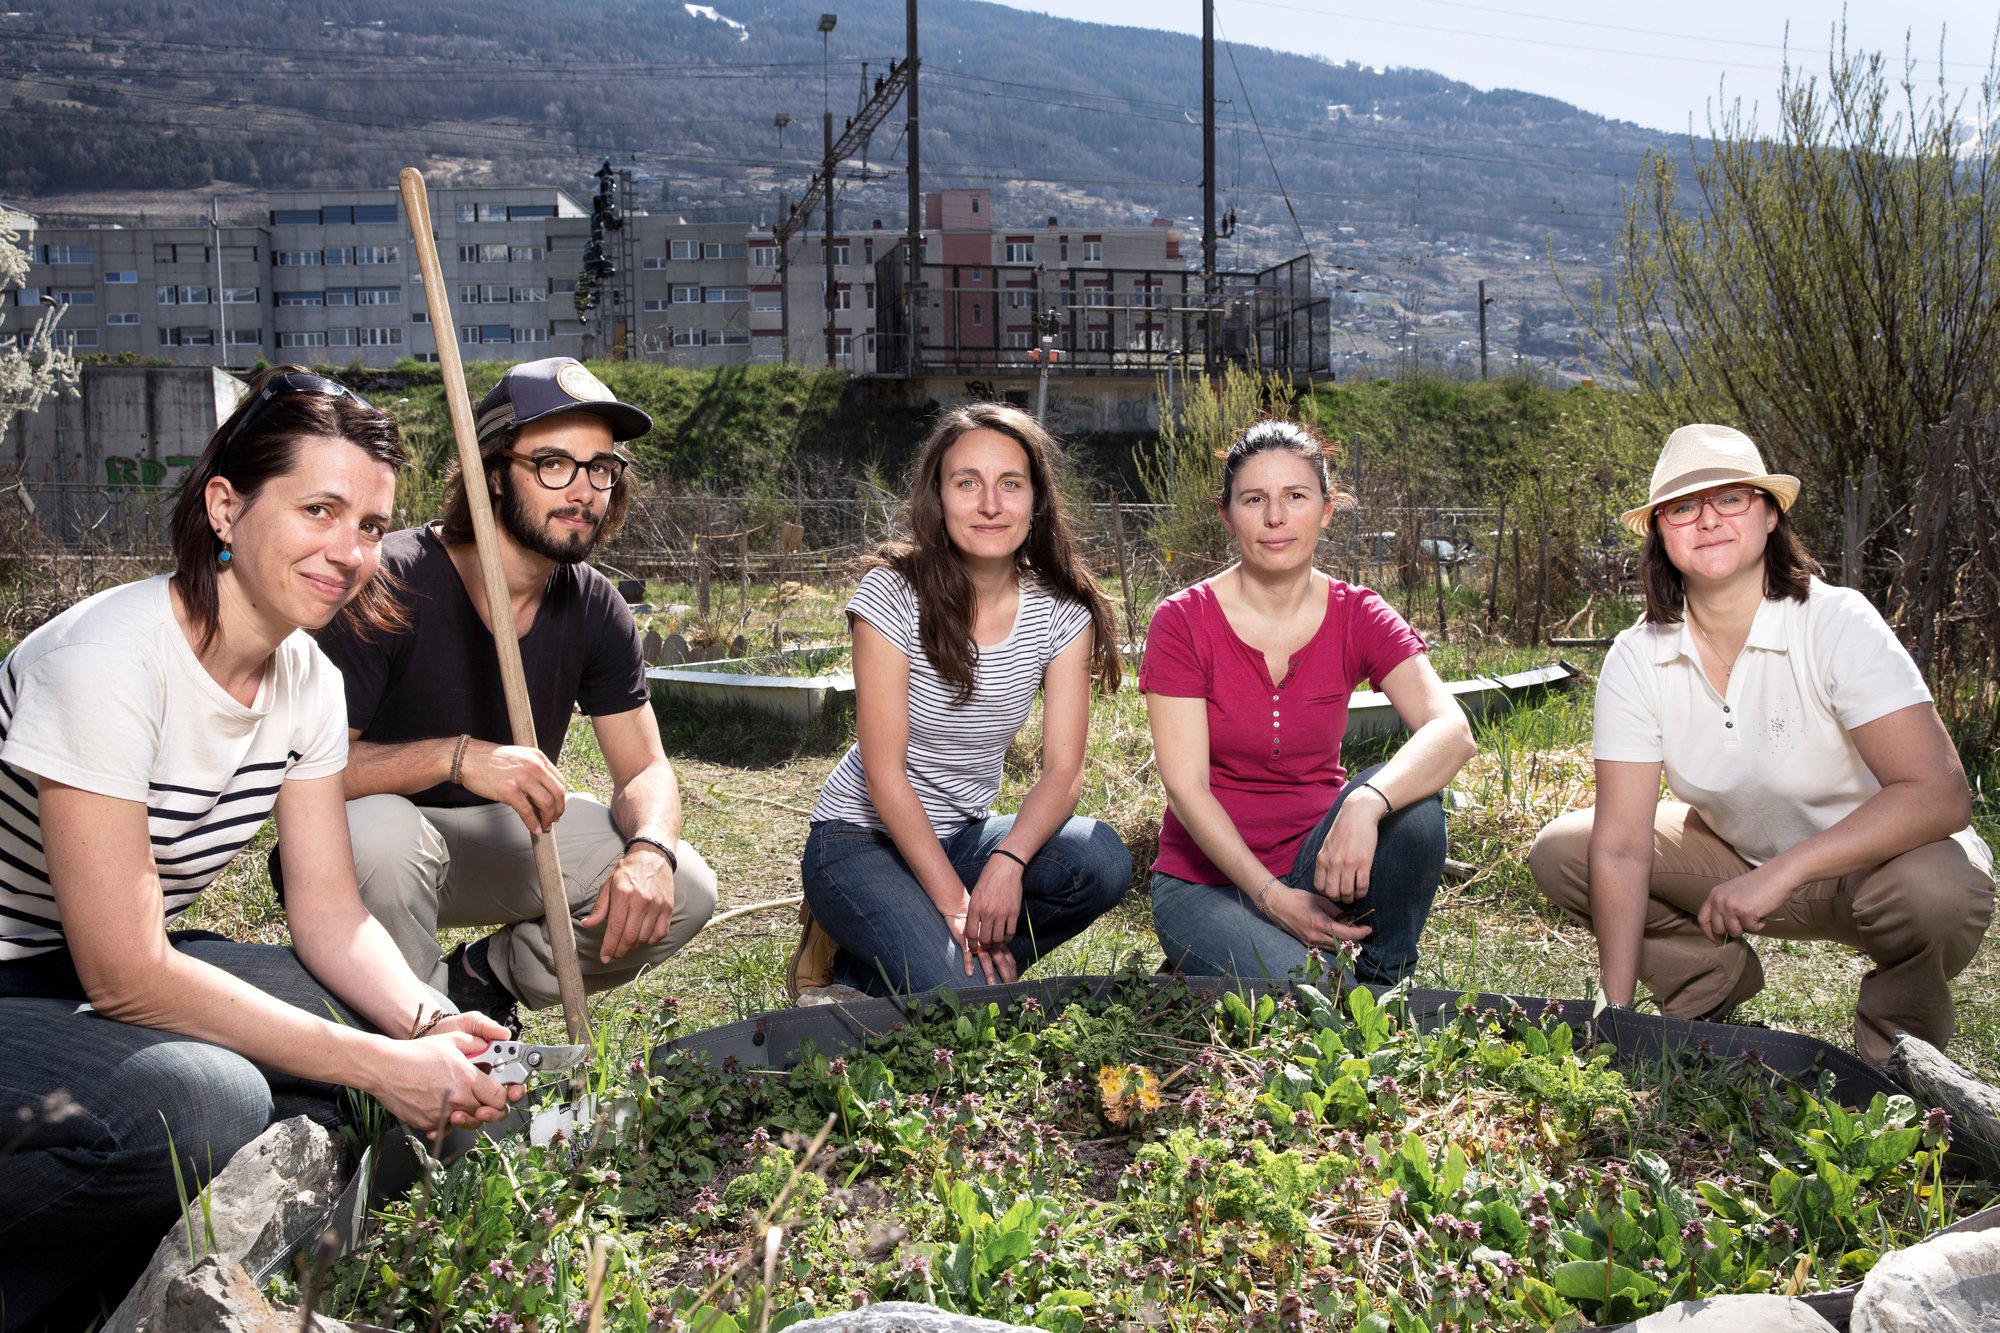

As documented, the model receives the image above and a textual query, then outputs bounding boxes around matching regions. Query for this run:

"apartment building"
[9,185,1214,377]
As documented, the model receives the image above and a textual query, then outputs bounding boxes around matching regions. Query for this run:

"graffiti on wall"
[104,455,198,488]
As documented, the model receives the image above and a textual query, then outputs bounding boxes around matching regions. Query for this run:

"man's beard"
[497,465,604,565]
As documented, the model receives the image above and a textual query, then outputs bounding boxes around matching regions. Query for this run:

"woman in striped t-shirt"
[0,369,519,1327]
[799,404,1132,997]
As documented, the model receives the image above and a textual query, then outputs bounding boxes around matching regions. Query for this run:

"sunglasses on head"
[223,373,373,451]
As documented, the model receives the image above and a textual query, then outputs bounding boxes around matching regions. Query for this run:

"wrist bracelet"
[449,733,471,787]
[990,848,1030,872]
[1256,875,1281,914]
[626,834,679,872]
[1357,779,1395,815]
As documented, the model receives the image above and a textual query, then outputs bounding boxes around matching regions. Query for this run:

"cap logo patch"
[556,362,616,404]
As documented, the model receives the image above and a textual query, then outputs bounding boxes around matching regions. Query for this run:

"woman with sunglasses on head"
[797,403,1131,998]
[1144,420,1476,984]
[1530,424,1993,1065]
[0,367,520,1330]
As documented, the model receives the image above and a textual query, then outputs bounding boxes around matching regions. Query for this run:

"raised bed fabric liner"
[280,976,2000,1332]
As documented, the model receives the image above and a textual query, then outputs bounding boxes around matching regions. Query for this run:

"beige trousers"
[346,792,718,1011]
[1529,802,1994,1064]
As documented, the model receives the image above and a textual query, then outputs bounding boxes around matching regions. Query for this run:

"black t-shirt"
[316,526,649,809]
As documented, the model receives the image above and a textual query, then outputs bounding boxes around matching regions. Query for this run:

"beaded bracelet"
[448,733,471,787]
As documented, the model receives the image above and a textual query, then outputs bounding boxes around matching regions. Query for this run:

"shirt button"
[1271,694,1280,701]
[1272,720,1281,728]
[1272,710,1280,718]
[1725,721,1734,729]
[1723,705,1732,713]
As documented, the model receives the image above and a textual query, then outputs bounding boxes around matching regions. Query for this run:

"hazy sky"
[979,0,1996,134]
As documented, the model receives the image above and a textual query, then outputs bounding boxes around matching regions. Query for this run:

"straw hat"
[1619,424,1800,536]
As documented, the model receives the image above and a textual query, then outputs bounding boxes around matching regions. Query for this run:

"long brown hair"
[438,423,634,548]
[169,364,408,650]
[867,403,1121,703]
[1638,489,1822,625]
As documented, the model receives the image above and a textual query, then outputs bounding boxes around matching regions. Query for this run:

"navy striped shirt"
[0,577,347,961]
[811,566,1091,838]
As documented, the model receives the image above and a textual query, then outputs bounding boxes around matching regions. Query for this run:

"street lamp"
[818,12,839,370]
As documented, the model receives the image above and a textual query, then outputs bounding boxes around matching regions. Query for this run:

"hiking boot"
[444,936,521,1038]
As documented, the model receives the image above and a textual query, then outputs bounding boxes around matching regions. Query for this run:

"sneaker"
[444,936,521,1037]
[797,982,871,1008]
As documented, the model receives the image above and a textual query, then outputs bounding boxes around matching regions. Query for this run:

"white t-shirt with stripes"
[811,565,1092,839]
[0,576,348,961]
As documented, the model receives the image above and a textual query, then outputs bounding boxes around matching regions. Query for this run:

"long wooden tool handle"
[399,168,591,1044]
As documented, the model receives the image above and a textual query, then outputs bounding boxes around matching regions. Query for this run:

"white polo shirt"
[1593,578,1986,868]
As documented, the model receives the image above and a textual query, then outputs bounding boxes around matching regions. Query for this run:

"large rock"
[147,1256,365,1333]
[1630,1294,1835,1330]
[785,1303,1041,1332]
[106,1115,349,1333]
[1851,1227,2000,1333]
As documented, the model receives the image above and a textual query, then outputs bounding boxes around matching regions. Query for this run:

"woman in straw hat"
[1529,423,1993,1064]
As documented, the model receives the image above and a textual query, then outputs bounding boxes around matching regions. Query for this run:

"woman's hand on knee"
[1698,867,1795,944]
[1313,804,1382,903]
[1262,881,1372,949]
[966,858,1024,955]
[368,1029,520,1139]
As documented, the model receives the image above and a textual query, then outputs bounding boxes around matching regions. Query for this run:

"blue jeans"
[0,937,360,1331]
[1150,763,1447,985]
[801,814,1133,997]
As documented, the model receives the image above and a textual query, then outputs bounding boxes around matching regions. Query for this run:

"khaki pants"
[346,792,718,1012]
[1529,802,1994,1064]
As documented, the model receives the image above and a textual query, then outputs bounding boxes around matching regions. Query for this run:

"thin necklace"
[1686,610,1740,681]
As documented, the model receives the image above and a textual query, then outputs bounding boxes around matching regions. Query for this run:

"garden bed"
[307,964,1996,1332]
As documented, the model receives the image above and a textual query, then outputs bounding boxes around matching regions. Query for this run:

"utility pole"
[820,12,839,370]
[1201,0,1217,376]
[211,197,229,360]
[775,113,791,365]
[905,0,921,374]
[1472,278,1488,382]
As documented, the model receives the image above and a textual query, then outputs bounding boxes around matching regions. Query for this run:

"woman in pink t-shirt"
[1142,420,1476,982]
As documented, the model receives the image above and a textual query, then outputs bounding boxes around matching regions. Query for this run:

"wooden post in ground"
[1486,494,1506,634]
[1107,490,1139,655]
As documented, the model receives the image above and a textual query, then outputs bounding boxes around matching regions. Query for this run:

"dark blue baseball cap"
[474,357,652,445]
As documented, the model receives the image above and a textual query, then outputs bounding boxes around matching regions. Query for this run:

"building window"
[322,247,354,266]
[702,241,747,260]
[508,245,544,262]
[1007,290,1033,309]
[276,250,322,267]
[835,289,852,311]
[550,279,575,295]
[50,329,98,349]
[157,285,209,305]
[864,283,874,309]
[1004,242,1033,262]
[104,271,137,284]
[751,247,778,268]
[107,312,140,326]
[456,204,479,223]
[279,331,328,349]
[39,244,93,265]
[321,206,353,225]
[830,245,850,266]
[1005,330,1031,349]
[717,328,749,345]
[970,305,982,327]
[970,197,980,214]
[279,291,324,307]
[358,287,402,306]
[1084,287,1108,306]
[221,287,258,305]
[327,327,355,347]
[833,334,851,355]
[753,291,782,313]
[863,239,874,263]
[672,286,701,304]
[481,284,511,304]
[670,240,697,261]
[1081,241,1102,262]
[1086,329,1108,351]
[643,299,670,312]
[354,246,399,265]
[460,326,481,345]
[642,257,668,270]
[671,328,702,347]
[460,284,482,304]
[481,324,512,343]
[219,245,258,263]
[49,290,94,306]
[1059,241,1069,262]
[272,209,320,226]
[969,267,983,282]
[704,287,747,303]
[354,204,398,224]
[359,326,404,346]
[515,326,549,343]
[325,288,356,306]
[508,204,555,220]
[226,328,260,346]
[411,309,428,324]
[510,286,545,303]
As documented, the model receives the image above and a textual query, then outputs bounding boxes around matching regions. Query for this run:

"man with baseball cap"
[310,357,716,1031]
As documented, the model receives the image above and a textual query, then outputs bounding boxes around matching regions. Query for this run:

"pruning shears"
[469,1040,589,1086]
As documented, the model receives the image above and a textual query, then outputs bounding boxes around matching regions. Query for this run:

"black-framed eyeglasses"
[1659,487,1760,527]
[223,373,373,450]
[497,449,630,492]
